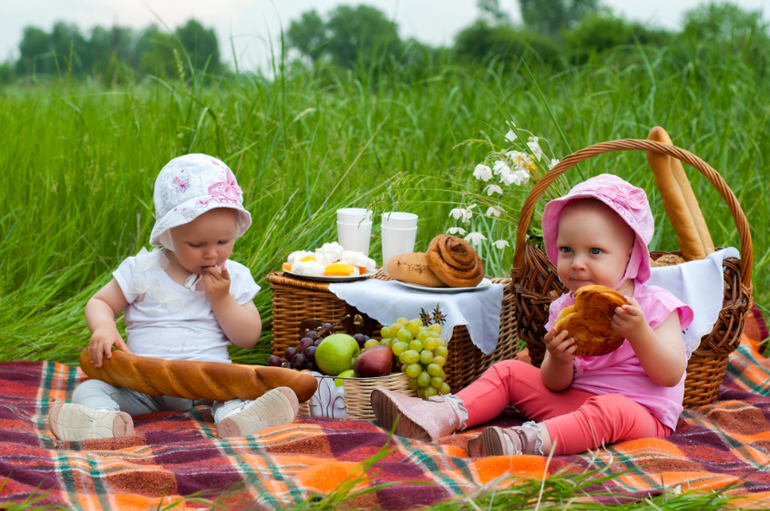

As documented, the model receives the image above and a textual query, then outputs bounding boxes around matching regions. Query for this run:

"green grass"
[0,43,767,509]
[1,44,767,365]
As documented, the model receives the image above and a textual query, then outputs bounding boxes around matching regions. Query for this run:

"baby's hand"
[89,325,131,368]
[203,264,231,304]
[611,298,651,341]
[545,328,576,364]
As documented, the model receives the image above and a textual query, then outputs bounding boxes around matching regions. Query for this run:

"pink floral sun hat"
[150,154,252,247]
[541,174,654,284]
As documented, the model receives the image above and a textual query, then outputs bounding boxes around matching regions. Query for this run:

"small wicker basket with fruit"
[271,310,453,420]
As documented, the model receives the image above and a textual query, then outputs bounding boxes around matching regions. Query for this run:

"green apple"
[315,333,361,376]
[335,369,356,387]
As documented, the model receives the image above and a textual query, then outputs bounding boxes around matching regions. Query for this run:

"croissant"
[79,349,318,403]
[426,235,484,288]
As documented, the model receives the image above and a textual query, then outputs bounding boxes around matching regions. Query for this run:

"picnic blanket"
[1,307,769,510]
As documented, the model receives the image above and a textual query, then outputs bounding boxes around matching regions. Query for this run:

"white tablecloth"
[647,247,740,359]
[328,279,505,355]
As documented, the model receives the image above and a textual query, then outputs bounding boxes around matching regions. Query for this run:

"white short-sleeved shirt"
[112,248,260,363]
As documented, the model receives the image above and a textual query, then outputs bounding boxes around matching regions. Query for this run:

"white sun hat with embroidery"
[150,154,252,248]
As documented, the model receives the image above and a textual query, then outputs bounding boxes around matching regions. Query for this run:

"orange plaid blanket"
[1,308,768,510]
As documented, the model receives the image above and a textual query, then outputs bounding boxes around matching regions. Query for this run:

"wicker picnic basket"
[267,271,519,390]
[510,139,753,408]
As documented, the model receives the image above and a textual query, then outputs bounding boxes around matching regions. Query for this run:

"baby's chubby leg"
[214,387,299,438]
[543,393,670,455]
[73,379,163,415]
[457,359,597,427]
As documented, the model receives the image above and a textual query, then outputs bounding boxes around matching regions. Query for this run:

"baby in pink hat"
[372,174,694,457]
[48,154,298,442]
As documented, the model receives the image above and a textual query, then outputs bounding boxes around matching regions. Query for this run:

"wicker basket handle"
[512,139,753,289]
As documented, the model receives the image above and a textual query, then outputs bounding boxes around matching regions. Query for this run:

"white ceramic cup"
[337,208,373,224]
[337,220,373,257]
[381,225,417,276]
[381,212,418,229]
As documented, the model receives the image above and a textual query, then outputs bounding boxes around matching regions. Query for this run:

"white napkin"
[646,247,740,359]
[328,279,505,355]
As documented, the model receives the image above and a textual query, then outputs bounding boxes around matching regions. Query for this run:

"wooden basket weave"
[297,373,417,420]
[510,139,753,408]
[267,271,519,390]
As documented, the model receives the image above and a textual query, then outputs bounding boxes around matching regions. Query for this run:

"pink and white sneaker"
[371,388,461,442]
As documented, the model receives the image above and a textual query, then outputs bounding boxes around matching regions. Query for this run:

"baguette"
[386,252,447,287]
[79,349,318,403]
[646,127,712,260]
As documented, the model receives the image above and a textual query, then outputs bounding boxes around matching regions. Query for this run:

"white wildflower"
[450,205,475,224]
[507,151,535,173]
[484,184,503,196]
[493,160,512,176]
[527,136,543,161]
[460,207,474,224]
[504,129,517,143]
[492,239,510,250]
[500,169,530,186]
[486,206,504,217]
[464,232,487,245]
[500,173,515,186]
[512,169,530,185]
[472,164,493,182]
[447,227,467,235]
[548,158,560,170]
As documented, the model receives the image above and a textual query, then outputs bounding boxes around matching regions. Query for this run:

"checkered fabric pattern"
[1,308,769,510]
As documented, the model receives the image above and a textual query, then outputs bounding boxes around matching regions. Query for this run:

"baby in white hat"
[48,154,298,441]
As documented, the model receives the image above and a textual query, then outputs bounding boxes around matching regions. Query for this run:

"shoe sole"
[481,427,506,456]
[467,434,483,457]
[217,387,298,438]
[370,389,431,441]
[48,403,133,441]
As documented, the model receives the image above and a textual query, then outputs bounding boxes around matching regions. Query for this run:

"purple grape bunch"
[266,322,349,371]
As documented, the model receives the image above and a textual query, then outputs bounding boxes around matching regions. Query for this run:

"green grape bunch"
[366,305,451,398]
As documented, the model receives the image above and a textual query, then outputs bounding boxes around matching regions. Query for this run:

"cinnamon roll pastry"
[426,235,485,288]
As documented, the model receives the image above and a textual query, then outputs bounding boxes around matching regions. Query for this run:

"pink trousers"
[455,360,671,455]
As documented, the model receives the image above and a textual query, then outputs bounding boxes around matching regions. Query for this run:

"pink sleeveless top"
[545,284,694,431]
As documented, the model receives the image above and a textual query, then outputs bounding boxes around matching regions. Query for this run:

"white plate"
[283,269,379,282]
[394,277,492,293]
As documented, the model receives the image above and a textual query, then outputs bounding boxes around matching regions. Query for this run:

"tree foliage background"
[1,0,769,84]
[8,19,220,84]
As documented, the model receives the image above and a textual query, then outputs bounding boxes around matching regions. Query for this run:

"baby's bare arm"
[86,279,131,367]
[209,297,263,349]
[613,303,685,387]
[540,329,576,392]
[203,265,262,349]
